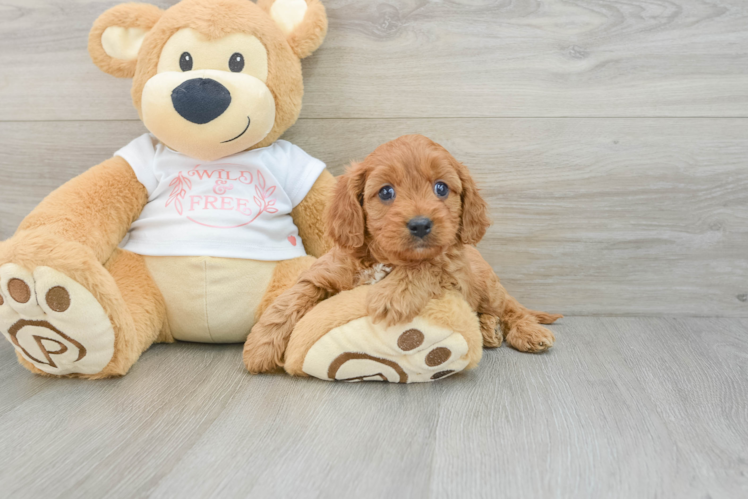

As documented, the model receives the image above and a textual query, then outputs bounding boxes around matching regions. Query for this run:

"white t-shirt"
[115,134,326,260]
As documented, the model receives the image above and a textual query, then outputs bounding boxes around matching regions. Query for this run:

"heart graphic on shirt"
[288,235,297,246]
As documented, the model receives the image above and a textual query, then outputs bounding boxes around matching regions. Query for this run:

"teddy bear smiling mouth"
[220,116,251,144]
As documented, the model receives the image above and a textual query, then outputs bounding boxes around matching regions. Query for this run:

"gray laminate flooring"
[0,316,746,498]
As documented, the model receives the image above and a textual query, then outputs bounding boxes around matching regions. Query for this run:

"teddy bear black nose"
[171,78,232,125]
[407,217,433,239]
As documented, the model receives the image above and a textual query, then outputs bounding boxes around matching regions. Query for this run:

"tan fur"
[255,255,316,322]
[105,249,172,347]
[90,0,324,152]
[17,157,148,263]
[0,233,134,375]
[291,169,336,257]
[258,0,328,59]
[2,238,166,379]
[417,290,483,370]
[2,0,331,378]
[4,231,133,378]
[252,166,337,329]
[243,247,359,372]
[464,246,562,351]
[88,3,164,78]
[244,135,563,373]
[479,313,502,348]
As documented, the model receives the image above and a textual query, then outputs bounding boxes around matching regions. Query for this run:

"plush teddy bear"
[0,0,340,378]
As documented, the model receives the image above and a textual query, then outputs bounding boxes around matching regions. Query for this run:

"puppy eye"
[229,53,245,73]
[434,181,449,199]
[179,52,193,72]
[378,185,395,203]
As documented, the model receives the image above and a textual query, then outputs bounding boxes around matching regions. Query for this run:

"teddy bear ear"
[88,3,163,78]
[258,0,328,59]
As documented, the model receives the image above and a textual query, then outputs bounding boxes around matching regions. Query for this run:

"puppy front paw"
[505,322,555,353]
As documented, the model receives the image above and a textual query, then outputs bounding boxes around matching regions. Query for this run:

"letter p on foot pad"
[0,264,115,376]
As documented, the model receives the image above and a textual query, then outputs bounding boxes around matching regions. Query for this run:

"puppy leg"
[483,277,557,353]
[466,247,559,353]
[479,313,502,348]
[366,264,444,326]
[497,293,556,353]
[254,256,316,322]
[244,279,327,374]
[244,249,359,374]
[527,308,563,325]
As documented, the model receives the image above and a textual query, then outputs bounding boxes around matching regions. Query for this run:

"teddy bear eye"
[434,181,449,199]
[378,185,395,203]
[179,52,193,72]
[229,53,245,73]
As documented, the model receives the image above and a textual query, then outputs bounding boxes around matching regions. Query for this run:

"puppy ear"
[258,0,328,59]
[88,3,163,78]
[326,162,367,249]
[455,161,490,245]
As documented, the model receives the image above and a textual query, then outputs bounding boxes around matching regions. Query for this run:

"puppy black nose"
[171,78,231,124]
[408,217,433,238]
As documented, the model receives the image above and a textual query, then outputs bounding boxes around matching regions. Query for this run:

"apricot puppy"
[244,134,561,373]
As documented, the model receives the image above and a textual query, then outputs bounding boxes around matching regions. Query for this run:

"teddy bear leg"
[104,248,171,347]
[284,287,483,383]
[1,248,167,379]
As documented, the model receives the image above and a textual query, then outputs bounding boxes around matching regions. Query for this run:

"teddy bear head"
[88,0,327,162]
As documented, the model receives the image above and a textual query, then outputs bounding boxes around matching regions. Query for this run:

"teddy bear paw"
[301,315,471,383]
[0,264,115,376]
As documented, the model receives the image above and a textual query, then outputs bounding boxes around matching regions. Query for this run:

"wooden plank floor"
[0,316,746,498]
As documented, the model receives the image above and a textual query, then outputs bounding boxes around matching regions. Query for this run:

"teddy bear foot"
[304,317,471,383]
[284,287,483,383]
[0,264,115,376]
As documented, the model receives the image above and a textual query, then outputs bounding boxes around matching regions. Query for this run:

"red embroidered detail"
[288,235,297,246]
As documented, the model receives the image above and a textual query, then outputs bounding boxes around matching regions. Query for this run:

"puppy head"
[328,135,490,264]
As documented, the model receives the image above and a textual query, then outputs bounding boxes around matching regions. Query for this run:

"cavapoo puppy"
[244,134,561,373]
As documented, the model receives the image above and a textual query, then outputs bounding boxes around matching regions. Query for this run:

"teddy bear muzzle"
[141,69,276,162]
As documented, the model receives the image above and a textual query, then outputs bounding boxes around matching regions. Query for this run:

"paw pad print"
[0,264,115,376]
[302,316,471,383]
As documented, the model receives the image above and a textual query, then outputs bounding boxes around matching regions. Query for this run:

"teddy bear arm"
[16,156,148,263]
[291,169,335,258]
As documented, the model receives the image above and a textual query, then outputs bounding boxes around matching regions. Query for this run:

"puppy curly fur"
[244,135,562,374]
